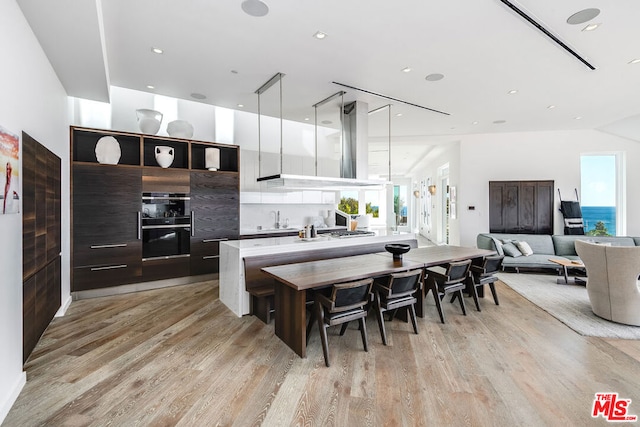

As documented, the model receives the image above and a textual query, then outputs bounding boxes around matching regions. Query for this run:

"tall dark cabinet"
[71,126,239,293]
[22,132,61,363]
[489,180,554,234]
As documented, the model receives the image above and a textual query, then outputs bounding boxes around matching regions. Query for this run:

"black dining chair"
[425,259,472,323]
[312,278,374,367]
[469,255,504,311]
[372,269,423,345]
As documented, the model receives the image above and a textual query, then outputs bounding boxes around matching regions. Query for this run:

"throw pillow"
[502,242,522,257]
[515,241,534,256]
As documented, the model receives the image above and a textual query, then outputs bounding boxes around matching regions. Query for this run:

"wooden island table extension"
[262,245,495,358]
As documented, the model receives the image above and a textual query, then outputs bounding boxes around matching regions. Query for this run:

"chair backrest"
[446,259,472,281]
[483,255,504,275]
[389,269,423,296]
[330,278,374,313]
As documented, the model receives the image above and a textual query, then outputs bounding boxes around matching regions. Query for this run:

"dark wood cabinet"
[72,164,142,291]
[71,126,239,292]
[489,180,554,234]
[22,132,61,363]
[190,171,239,275]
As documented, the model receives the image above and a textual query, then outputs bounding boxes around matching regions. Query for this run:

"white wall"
[411,129,640,248]
[0,1,69,423]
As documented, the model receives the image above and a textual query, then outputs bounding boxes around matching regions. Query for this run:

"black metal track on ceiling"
[331,82,450,116]
[499,0,596,70]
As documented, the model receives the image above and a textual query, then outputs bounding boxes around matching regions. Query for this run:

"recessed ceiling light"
[146,85,155,89]
[401,67,412,73]
[190,92,207,100]
[508,89,518,94]
[582,23,601,31]
[493,120,506,124]
[395,113,403,117]
[547,105,556,109]
[628,59,640,65]
[313,31,327,39]
[304,118,310,121]
[241,0,269,17]
[472,121,479,125]
[567,8,600,25]
[151,47,163,54]
[425,73,444,82]
[574,116,583,120]
[237,104,244,108]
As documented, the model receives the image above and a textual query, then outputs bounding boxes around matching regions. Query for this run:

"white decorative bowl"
[155,146,174,168]
[167,120,194,139]
[136,109,163,135]
[95,136,121,165]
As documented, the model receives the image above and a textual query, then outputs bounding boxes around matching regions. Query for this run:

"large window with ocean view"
[580,154,621,236]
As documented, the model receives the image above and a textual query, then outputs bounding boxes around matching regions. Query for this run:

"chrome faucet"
[271,210,281,229]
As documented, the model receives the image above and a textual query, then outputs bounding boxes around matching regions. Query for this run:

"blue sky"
[580,155,616,206]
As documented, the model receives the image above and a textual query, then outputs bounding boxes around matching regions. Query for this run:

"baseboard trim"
[0,371,26,424]
[55,294,72,317]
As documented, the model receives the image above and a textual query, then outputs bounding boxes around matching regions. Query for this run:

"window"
[394,185,408,226]
[580,154,623,236]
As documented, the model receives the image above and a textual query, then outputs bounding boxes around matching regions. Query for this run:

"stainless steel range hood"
[255,74,390,190]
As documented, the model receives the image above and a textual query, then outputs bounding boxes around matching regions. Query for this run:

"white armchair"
[575,240,640,326]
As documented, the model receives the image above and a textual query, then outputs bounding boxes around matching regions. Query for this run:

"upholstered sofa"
[476,233,640,272]
[575,239,640,326]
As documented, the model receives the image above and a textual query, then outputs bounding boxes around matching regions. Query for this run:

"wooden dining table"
[262,245,495,358]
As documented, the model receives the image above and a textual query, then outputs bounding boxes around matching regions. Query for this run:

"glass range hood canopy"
[257,173,390,191]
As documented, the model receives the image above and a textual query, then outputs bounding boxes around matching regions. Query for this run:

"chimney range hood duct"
[255,73,389,190]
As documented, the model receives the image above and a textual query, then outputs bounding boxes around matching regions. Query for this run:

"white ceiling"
[17,0,640,176]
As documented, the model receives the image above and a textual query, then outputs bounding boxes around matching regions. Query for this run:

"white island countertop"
[219,233,416,317]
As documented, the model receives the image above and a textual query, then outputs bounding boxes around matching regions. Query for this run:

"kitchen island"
[219,233,417,317]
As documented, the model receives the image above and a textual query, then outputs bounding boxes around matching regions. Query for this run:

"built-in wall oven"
[141,193,192,260]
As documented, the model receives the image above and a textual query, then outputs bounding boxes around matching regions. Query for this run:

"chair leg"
[316,302,330,367]
[431,283,445,324]
[457,290,467,316]
[339,322,350,336]
[449,293,457,304]
[358,317,369,352]
[409,304,418,335]
[374,294,388,345]
[471,284,481,312]
[489,283,500,305]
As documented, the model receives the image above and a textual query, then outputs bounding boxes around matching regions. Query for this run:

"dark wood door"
[72,164,142,291]
[22,133,61,363]
[489,180,554,234]
[190,171,239,275]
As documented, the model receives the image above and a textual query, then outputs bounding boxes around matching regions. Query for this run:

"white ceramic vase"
[155,146,174,168]
[95,136,121,165]
[167,120,194,139]
[136,109,163,135]
[324,209,336,227]
[205,147,220,171]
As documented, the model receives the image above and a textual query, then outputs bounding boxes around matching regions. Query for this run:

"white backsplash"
[240,203,337,232]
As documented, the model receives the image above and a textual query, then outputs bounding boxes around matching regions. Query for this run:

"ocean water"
[581,206,616,235]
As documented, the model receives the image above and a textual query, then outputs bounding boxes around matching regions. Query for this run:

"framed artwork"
[0,125,20,214]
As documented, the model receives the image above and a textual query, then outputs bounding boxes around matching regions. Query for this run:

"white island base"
[219,233,416,317]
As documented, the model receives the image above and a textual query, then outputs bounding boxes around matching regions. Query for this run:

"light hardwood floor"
[4,280,640,426]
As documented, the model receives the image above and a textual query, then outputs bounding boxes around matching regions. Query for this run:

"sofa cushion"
[553,235,636,257]
[479,233,555,255]
[502,254,567,270]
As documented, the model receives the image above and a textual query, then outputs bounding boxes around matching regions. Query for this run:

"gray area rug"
[497,272,640,340]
